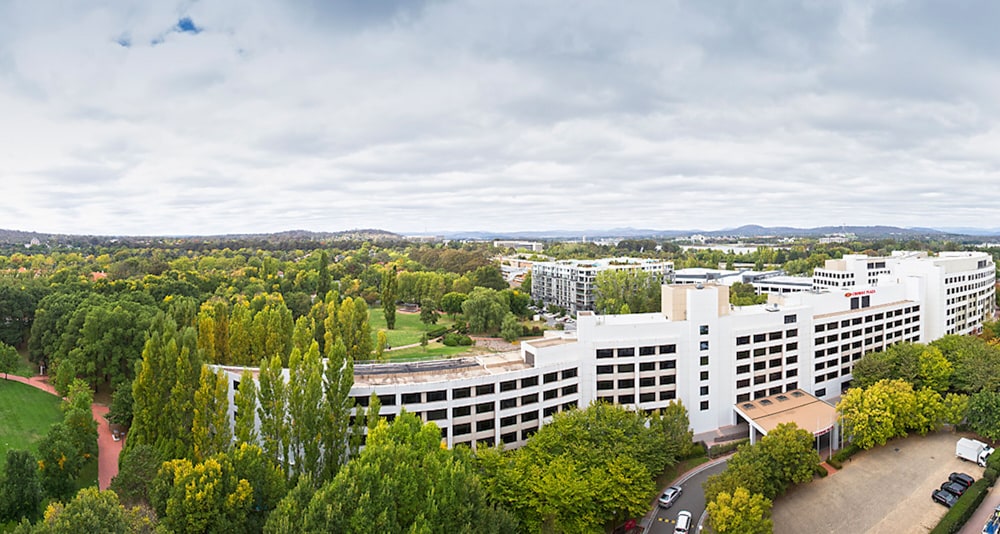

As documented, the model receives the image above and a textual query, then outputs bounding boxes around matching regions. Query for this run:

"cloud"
[0,0,998,235]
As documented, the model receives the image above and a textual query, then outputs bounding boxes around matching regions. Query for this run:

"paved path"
[3,374,121,490]
[960,483,1000,534]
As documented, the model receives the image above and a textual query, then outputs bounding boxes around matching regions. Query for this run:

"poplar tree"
[288,341,325,479]
[229,300,253,366]
[317,251,331,301]
[192,366,232,462]
[338,297,372,362]
[128,313,201,460]
[234,369,259,445]
[382,266,398,329]
[258,354,289,473]
[322,338,354,479]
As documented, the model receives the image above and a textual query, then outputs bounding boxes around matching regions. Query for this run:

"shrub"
[426,326,449,339]
[442,333,473,347]
[813,463,828,478]
[708,438,749,458]
[931,478,990,534]
[681,442,707,460]
[828,443,861,469]
[984,466,998,485]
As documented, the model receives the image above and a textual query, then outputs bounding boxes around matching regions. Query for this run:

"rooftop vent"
[776,395,789,402]
[790,391,804,398]
[741,403,755,410]
[759,399,773,406]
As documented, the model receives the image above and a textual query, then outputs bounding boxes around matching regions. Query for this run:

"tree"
[322,337,354,480]
[649,400,694,463]
[0,341,19,380]
[469,265,507,290]
[440,292,467,317]
[36,423,83,501]
[338,297,372,362]
[500,313,521,342]
[317,251,330,301]
[942,392,970,426]
[288,341,325,479]
[707,487,772,534]
[967,390,1000,441]
[110,443,162,507]
[520,271,531,294]
[300,412,517,533]
[375,330,387,361]
[382,267,397,330]
[481,402,675,532]
[234,369,259,445]
[0,450,42,523]
[594,268,663,315]
[462,288,508,333]
[39,488,132,534]
[264,475,317,534]
[258,354,289,474]
[917,346,952,393]
[152,455,253,534]
[127,313,202,461]
[419,298,439,326]
[837,379,917,449]
[729,282,768,306]
[192,366,232,462]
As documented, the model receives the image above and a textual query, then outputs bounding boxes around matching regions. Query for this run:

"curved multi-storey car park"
[214,251,995,448]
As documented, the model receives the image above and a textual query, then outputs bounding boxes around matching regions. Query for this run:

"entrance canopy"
[734,389,837,438]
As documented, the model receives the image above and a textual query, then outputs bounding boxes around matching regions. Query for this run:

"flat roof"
[352,351,529,386]
[525,337,576,348]
[734,389,837,436]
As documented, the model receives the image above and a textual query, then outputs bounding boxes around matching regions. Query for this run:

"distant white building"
[213,251,994,449]
[493,240,544,252]
[531,258,674,313]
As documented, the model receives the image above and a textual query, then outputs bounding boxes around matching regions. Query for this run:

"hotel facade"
[216,251,995,449]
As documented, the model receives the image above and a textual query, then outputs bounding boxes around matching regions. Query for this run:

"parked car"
[657,486,682,508]
[932,488,960,508]
[948,472,975,488]
[941,480,968,497]
[674,510,692,533]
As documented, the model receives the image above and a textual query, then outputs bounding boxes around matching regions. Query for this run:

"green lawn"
[0,380,63,463]
[369,307,456,347]
[12,346,37,378]
[383,342,475,362]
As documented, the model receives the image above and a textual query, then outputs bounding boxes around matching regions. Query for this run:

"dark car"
[932,488,960,508]
[657,485,682,508]
[941,480,967,497]
[949,472,975,488]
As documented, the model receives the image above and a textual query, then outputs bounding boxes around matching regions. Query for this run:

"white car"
[674,510,691,534]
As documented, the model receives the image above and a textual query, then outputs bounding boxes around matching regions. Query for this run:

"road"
[646,460,728,534]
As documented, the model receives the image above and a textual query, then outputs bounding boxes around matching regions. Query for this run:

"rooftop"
[734,389,837,436]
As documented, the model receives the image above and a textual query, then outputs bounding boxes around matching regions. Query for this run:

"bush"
[813,463,828,478]
[442,333,473,347]
[931,478,990,534]
[984,466,998,485]
[708,438,749,458]
[426,326,449,339]
[827,444,861,469]
[681,442,707,460]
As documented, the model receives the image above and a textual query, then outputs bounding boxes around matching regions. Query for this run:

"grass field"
[369,307,456,347]
[383,343,475,362]
[13,346,37,378]
[0,380,63,463]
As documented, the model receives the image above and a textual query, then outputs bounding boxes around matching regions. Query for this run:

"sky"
[2,0,1000,236]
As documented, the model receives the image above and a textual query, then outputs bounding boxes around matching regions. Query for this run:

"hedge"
[426,326,450,338]
[826,443,862,470]
[930,478,991,534]
[708,438,749,458]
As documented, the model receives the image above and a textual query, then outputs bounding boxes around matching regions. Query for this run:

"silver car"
[658,485,682,508]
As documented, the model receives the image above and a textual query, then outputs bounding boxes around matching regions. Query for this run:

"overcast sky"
[2,0,999,236]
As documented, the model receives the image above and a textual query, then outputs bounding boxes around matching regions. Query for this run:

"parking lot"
[772,432,985,534]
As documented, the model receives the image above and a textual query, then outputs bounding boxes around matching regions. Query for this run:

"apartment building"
[531,258,674,313]
[215,251,994,446]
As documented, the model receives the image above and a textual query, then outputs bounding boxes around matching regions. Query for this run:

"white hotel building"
[216,251,995,449]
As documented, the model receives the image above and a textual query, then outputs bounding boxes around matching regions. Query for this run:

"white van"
[674,510,691,533]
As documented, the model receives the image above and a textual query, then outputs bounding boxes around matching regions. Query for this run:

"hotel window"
[617,347,635,357]
[476,384,495,396]
[700,371,709,380]
[453,405,471,417]
[737,336,751,345]
[617,363,634,373]
[659,344,677,354]
[700,401,709,411]
[453,387,471,399]
[500,398,517,410]
[596,349,614,359]
[639,346,656,356]
[597,365,613,375]
[427,390,447,402]
[700,341,710,351]
[700,325,710,335]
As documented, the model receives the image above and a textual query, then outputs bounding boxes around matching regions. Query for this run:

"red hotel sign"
[844,289,876,298]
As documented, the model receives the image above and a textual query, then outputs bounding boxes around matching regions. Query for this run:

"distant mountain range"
[2,225,999,246]
[436,225,1000,241]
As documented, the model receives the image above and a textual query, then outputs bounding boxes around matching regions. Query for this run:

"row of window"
[596,345,677,358]
[596,361,677,374]
[736,328,799,346]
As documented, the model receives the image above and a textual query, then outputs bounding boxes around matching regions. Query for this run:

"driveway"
[773,432,984,534]
[645,459,728,534]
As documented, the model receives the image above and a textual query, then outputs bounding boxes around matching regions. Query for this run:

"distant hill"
[434,225,995,241]
[0,228,405,247]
